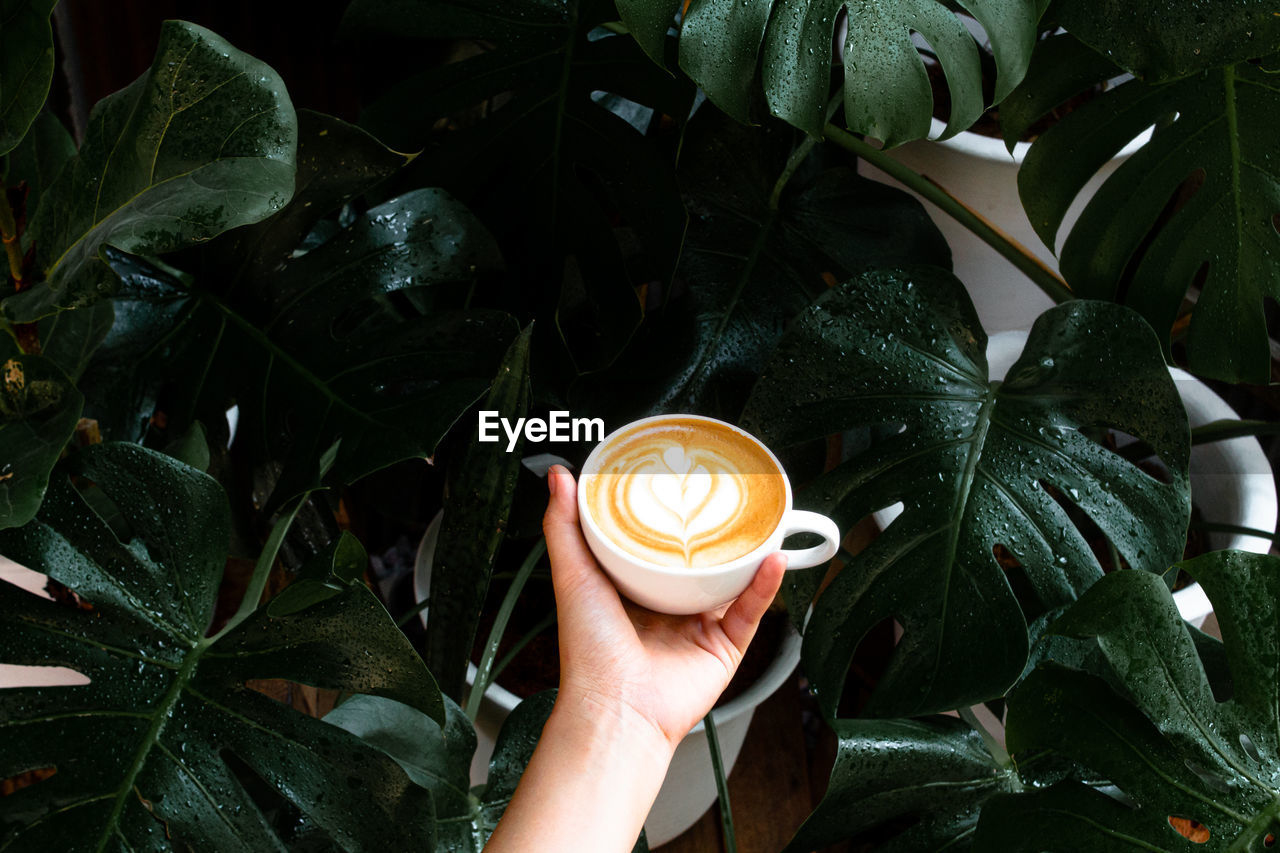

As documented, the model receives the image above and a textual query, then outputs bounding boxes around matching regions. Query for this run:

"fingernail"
[547,467,559,495]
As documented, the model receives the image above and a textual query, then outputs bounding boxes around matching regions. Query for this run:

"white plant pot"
[859,118,1150,334]
[412,512,802,847]
[873,331,1277,627]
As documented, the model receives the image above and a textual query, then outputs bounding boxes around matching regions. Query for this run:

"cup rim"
[576,413,794,576]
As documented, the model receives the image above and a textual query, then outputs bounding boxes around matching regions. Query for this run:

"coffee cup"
[576,414,840,615]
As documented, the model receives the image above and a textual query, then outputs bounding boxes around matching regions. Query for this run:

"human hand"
[542,464,787,750]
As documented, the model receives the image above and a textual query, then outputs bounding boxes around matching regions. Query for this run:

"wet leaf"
[2,110,75,224]
[6,21,298,322]
[0,443,442,850]
[978,551,1280,851]
[742,268,1190,717]
[784,717,1016,852]
[618,0,1041,145]
[1005,37,1280,383]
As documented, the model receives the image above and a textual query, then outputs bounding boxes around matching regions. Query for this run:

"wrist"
[551,686,681,762]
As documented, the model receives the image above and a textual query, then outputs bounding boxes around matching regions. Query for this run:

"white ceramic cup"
[576,414,841,615]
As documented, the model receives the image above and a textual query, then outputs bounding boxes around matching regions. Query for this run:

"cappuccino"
[582,418,787,568]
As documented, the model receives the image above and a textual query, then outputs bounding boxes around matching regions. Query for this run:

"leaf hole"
[1168,816,1211,843]
[1115,168,1205,305]
[838,615,900,717]
[1037,479,1127,572]
[992,543,1039,611]
[1240,733,1263,763]
[1,767,56,797]
[1183,758,1233,793]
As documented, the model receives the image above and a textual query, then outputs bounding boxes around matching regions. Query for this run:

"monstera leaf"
[978,551,1280,851]
[571,109,949,424]
[0,443,443,851]
[5,20,298,323]
[1004,36,1280,383]
[0,334,83,528]
[742,267,1190,717]
[88,186,516,505]
[783,716,1018,852]
[342,0,689,373]
[0,0,56,156]
[617,0,1040,145]
[1051,0,1280,82]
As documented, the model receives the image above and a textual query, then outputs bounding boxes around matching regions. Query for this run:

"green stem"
[958,705,1012,769]
[600,20,629,35]
[491,611,557,684]
[769,136,818,210]
[1191,419,1280,445]
[210,496,310,642]
[822,123,1075,305]
[1190,521,1280,544]
[465,538,547,721]
[704,712,737,853]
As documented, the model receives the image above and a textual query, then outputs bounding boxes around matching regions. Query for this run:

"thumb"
[542,466,625,612]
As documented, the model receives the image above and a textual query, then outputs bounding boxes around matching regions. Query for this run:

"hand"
[541,464,787,749]
[485,465,788,853]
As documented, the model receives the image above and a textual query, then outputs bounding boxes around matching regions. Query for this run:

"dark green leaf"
[0,334,83,529]
[1011,45,1280,382]
[742,269,1190,716]
[618,0,1041,145]
[572,108,949,425]
[37,301,115,383]
[2,110,75,223]
[344,0,690,373]
[785,716,1016,852]
[427,324,532,701]
[213,109,409,287]
[1052,0,1280,82]
[978,552,1280,851]
[94,187,517,503]
[327,691,558,852]
[0,0,56,156]
[0,443,442,850]
[6,20,298,322]
[162,420,210,472]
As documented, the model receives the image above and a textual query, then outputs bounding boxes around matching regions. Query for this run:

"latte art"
[583,419,787,568]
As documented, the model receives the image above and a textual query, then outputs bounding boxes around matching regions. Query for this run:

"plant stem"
[769,136,818,211]
[465,538,547,721]
[821,123,1075,305]
[0,180,39,353]
[958,705,1012,769]
[1189,521,1280,544]
[600,20,629,35]
[491,610,557,684]
[1191,418,1280,444]
[210,496,310,642]
[704,712,737,853]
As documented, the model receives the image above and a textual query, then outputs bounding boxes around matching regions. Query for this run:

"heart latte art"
[583,419,787,568]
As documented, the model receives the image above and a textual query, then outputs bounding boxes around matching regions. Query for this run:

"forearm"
[485,691,677,852]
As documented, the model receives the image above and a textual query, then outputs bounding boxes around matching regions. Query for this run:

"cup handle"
[777,510,840,569]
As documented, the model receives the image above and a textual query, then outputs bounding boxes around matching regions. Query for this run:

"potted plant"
[1,1,1275,851]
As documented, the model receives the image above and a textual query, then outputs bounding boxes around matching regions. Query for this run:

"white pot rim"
[413,511,803,723]
[924,117,1153,164]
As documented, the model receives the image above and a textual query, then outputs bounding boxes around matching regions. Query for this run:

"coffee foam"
[583,419,787,568]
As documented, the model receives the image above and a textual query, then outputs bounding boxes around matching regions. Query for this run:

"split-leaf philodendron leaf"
[1004,36,1280,384]
[742,268,1190,717]
[783,716,1017,852]
[979,551,1280,851]
[0,0,56,156]
[0,443,444,851]
[617,0,1041,145]
[6,20,298,323]
[1050,0,1280,83]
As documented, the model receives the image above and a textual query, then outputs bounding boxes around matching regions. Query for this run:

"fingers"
[720,553,787,656]
[542,465,625,613]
